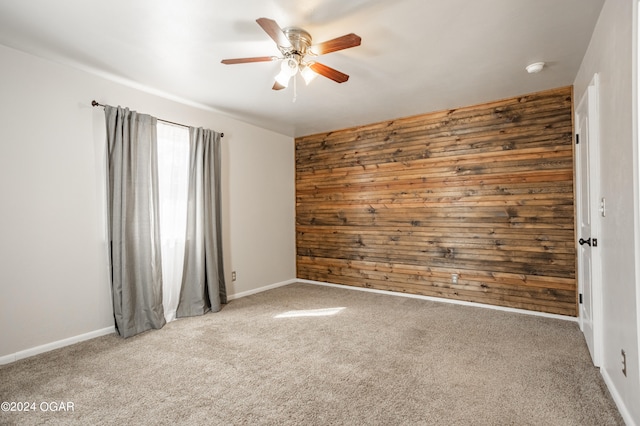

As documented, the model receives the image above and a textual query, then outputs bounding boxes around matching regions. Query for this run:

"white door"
[575,74,601,366]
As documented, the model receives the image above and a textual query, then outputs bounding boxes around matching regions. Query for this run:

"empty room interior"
[1,0,639,424]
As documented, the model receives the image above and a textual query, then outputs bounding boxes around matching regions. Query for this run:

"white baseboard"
[0,279,576,366]
[297,279,579,323]
[227,278,297,301]
[0,278,297,366]
[0,326,116,366]
[601,367,637,426]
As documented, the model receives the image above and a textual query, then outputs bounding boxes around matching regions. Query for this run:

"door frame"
[575,73,603,366]
[634,0,640,390]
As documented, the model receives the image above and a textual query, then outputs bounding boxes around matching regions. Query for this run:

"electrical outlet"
[451,274,458,284]
[232,271,237,282]
[621,349,627,377]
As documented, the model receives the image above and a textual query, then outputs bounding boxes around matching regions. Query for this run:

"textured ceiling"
[0,0,604,137]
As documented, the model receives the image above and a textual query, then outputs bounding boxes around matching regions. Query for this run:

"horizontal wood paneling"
[296,86,576,316]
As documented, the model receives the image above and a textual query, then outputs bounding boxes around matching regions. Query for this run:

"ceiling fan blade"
[256,17,292,48]
[310,33,361,55]
[221,56,277,65]
[309,62,350,83]
[272,81,286,90]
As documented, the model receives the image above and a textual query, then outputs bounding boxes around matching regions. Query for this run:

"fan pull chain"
[292,74,297,103]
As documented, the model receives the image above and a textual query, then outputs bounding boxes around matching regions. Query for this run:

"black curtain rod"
[91,100,224,137]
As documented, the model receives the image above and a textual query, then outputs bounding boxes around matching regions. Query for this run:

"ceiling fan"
[221,18,361,90]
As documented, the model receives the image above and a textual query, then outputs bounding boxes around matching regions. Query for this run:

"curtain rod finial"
[91,100,100,107]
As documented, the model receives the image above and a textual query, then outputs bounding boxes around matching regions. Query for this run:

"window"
[157,122,190,322]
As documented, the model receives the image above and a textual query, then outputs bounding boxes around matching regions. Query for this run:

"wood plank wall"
[295,86,576,316]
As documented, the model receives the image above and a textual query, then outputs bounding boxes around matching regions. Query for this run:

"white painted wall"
[573,0,640,424]
[0,44,295,360]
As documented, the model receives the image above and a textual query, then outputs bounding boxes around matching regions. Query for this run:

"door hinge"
[592,238,598,247]
[576,134,580,144]
[579,293,583,304]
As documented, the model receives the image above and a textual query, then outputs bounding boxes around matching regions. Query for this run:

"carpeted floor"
[0,283,624,425]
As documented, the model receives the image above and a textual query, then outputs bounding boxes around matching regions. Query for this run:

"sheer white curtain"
[157,122,190,322]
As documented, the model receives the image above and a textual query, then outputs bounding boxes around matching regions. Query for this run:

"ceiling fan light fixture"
[274,57,299,88]
[282,57,299,76]
[221,18,361,91]
[301,64,318,85]
[275,70,292,88]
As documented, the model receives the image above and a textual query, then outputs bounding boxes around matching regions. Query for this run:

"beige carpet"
[0,282,623,425]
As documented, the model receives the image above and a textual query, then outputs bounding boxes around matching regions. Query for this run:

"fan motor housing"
[282,27,312,56]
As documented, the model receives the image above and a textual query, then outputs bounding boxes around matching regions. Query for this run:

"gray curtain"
[176,127,226,317]
[105,106,166,338]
